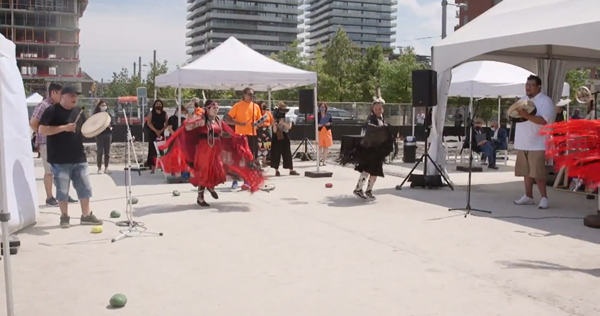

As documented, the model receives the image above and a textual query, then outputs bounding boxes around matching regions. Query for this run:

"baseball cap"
[61,85,81,95]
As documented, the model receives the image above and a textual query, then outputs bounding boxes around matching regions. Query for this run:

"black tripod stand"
[292,113,316,161]
[448,110,491,217]
[397,108,453,190]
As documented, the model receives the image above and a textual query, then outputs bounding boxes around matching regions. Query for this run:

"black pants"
[247,135,259,161]
[96,133,112,168]
[270,133,293,170]
[146,138,158,167]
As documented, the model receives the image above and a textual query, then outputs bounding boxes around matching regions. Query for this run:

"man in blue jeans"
[469,119,498,170]
[39,86,103,228]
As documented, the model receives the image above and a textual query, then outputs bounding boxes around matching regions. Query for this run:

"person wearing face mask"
[317,102,333,166]
[145,100,168,173]
[467,118,498,170]
[339,101,397,199]
[158,99,265,206]
[92,100,114,174]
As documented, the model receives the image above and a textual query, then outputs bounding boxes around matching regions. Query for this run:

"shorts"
[39,145,51,175]
[51,163,92,202]
[515,150,546,179]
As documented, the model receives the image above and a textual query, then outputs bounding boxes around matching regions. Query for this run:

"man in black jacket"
[465,119,498,170]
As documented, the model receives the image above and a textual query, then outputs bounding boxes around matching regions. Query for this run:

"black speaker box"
[298,89,315,114]
[412,70,438,107]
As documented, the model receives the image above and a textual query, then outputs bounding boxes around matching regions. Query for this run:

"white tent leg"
[411,106,415,136]
[177,87,182,127]
[313,85,320,172]
[267,89,272,139]
[497,97,501,126]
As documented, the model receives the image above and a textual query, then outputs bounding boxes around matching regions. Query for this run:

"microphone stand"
[448,110,491,217]
[111,109,163,242]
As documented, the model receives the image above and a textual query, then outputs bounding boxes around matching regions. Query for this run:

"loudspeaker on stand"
[298,89,315,114]
[412,70,438,107]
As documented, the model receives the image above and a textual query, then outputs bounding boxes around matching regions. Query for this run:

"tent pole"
[497,96,501,126]
[411,106,415,136]
[177,87,182,127]
[267,89,272,139]
[313,85,320,172]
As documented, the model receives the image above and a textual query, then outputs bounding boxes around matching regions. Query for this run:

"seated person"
[463,119,498,170]
[490,121,508,150]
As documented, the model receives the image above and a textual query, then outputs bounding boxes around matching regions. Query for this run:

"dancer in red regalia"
[540,118,600,187]
[158,100,265,206]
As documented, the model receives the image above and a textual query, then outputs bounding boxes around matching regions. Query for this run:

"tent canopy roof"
[449,61,569,98]
[155,37,317,91]
[433,0,600,72]
[26,92,43,104]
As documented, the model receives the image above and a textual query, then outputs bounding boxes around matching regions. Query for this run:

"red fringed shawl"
[157,117,265,192]
[541,119,600,186]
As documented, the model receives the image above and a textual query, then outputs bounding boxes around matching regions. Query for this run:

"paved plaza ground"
[2,158,599,315]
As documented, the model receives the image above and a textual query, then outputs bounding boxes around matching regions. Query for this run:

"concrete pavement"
[1,161,599,315]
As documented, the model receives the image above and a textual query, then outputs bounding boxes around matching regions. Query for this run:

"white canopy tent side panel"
[155,37,322,171]
[0,34,38,234]
[429,0,600,175]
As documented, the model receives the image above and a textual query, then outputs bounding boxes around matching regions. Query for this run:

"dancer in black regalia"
[339,101,397,199]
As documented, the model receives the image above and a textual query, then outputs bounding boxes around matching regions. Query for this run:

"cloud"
[79,0,187,81]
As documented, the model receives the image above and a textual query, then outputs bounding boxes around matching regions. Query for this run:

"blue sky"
[79,0,459,81]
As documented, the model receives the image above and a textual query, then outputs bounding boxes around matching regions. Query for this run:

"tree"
[270,40,308,100]
[145,60,170,99]
[357,45,386,102]
[102,68,136,97]
[565,68,591,101]
[320,29,361,101]
[380,47,425,103]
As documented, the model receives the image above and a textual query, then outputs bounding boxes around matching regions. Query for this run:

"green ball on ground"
[110,210,121,218]
[172,190,180,196]
[109,294,127,308]
[129,197,139,204]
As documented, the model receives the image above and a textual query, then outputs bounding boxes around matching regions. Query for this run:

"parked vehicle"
[295,107,361,125]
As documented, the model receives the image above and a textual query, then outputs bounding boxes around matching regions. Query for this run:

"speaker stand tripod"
[292,113,317,161]
[396,108,453,190]
[448,111,491,217]
[112,110,163,243]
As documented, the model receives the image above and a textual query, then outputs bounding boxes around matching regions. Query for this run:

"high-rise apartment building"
[186,0,304,62]
[304,0,396,55]
[455,0,502,29]
[0,0,91,94]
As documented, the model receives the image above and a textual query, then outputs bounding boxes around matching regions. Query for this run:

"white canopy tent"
[449,60,570,125]
[155,37,316,91]
[155,37,323,171]
[449,61,570,98]
[25,92,43,106]
[430,0,600,177]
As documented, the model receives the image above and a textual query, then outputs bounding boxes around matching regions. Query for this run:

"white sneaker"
[514,195,534,205]
[97,169,103,174]
[538,197,549,209]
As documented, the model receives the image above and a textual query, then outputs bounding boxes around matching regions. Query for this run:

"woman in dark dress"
[339,101,397,199]
[145,99,168,173]
[93,100,114,174]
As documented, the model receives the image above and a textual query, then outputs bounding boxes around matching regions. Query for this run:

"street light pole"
[441,0,448,39]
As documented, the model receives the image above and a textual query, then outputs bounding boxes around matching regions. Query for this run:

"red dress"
[158,116,264,192]
[541,119,600,187]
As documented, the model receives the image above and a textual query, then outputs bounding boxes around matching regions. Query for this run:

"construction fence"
[28,98,593,126]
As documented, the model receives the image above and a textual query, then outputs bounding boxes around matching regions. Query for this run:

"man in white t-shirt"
[513,75,555,209]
